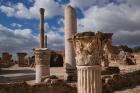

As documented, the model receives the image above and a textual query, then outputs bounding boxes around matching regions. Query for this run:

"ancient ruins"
[0,5,140,93]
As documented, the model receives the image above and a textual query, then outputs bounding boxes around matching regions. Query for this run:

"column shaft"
[64,5,77,80]
[40,8,45,48]
[77,66,102,93]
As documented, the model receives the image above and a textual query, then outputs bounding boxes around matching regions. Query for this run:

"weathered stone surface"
[40,8,45,48]
[16,53,27,67]
[0,80,77,93]
[33,48,51,83]
[102,66,120,75]
[70,32,112,66]
[64,5,77,81]
[103,70,140,91]
[70,31,112,93]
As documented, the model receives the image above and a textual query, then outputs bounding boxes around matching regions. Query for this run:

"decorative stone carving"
[70,31,112,93]
[69,32,111,66]
[34,48,50,66]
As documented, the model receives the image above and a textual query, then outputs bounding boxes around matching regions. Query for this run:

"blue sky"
[0,0,140,55]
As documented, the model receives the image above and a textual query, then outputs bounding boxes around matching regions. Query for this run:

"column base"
[64,68,77,81]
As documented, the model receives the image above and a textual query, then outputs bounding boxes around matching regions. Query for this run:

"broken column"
[69,32,111,93]
[16,53,27,66]
[34,8,50,83]
[40,8,45,48]
[64,5,77,81]
[33,48,50,83]
[44,35,47,48]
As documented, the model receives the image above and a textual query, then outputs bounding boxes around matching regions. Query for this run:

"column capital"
[33,48,50,65]
[69,32,112,66]
[40,8,45,15]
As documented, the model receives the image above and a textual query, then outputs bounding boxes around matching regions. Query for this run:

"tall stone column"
[64,5,77,81]
[44,35,47,48]
[69,32,111,93]
[33,48,50,83]
[34,8,50,83]
[40,8,45,48]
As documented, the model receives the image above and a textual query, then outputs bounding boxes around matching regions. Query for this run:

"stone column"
[77,66,102,93]
[40,8,45,48]
[64,5,77,81]
[44,35,47,48]
[33,48,50,83]
[16,53,27,66]
[70,32,111,93]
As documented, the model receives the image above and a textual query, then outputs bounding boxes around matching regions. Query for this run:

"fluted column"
[70,32,112,93]
[34,48,50,83]
[64,5,77,81]
[77,66,102,93]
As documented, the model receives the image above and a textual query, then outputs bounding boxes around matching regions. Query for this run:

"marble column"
[44,35,47,48]
[40,8,45,48]
[33,48,50,83]
[70,32,112,93]
[77,66,102,93]
[64,5,77,81]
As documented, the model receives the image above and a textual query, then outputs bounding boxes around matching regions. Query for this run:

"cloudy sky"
[0,0,140,55]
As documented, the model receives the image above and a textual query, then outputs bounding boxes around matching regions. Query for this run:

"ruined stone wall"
[102,70,140,93]
[0,80,76,93]
[1,70,140,93]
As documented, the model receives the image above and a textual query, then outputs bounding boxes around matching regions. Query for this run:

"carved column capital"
[33,48,50,65]
[69,32,111,66]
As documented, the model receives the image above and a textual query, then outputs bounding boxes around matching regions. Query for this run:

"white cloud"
[46,31,64,50]
[0,24,64,53]
[11,23,22,27]
[0,5,15,16]
[0,0,64,19]
[77,1,140,46]
[70,0,110,10]
[0,24,39,54]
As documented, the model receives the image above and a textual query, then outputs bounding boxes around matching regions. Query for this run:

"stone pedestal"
[33,48,50,83]
[77,66,102,93]
[64,5,77,81]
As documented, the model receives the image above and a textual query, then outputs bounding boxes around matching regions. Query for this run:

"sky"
[0,0,140,55]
